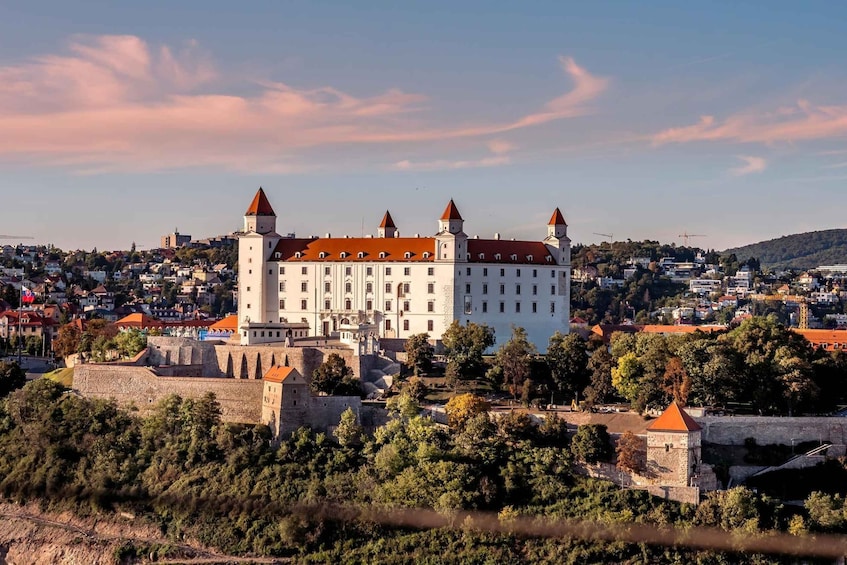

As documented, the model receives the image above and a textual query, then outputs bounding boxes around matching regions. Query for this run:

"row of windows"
[279,281,418,294]
[276,298,556,314]
[276,265,561,279]
[384,319,436,332]
[470,283,558,296]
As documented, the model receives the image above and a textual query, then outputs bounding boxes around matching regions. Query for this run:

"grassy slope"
[724,228,847,271]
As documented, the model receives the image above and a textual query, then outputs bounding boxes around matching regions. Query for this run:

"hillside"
[724,229,847,271]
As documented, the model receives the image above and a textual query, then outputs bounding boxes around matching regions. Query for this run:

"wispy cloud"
[730,155,767,176]
[652,100,847,146]
[393,155,511,171]
[0,36,608,173]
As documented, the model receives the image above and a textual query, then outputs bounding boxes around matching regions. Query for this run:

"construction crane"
[593,232,614,244]
[678,232,706,246]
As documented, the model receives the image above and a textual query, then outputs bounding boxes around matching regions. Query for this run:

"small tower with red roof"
[378,210,398,238]
[239,187,282,332]
[243,186,277,235]
[435,199,467,263]
[646,402,703,487]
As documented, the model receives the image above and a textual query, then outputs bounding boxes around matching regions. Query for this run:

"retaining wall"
[696,416,847,447]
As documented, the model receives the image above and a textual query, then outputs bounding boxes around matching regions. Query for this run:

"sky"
[1,1,846,252]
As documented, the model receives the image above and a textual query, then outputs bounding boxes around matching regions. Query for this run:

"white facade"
[237,189,571,352]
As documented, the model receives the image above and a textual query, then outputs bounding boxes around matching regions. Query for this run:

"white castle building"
[237,188,571,351]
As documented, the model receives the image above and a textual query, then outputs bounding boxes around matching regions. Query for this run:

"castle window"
[248,258,252,263]
[386,267,392,275]
[404,252,412,259]
[465,283,471,294]
[403,283,410,294]
[479,253,485,260]
[404,267,411,276]
[301,299,307,310]
[345,282,352,293]
[546,256,553,262]
[385,301,392,311]
[345,266,352,276]
[319,251,327,258]
[499,284,505,295]
[366,282,373,293]
[516,268,521,277]
[385,282,392,293]
[515,302,521,313]
[366,299,373,310]
[428,283,435,294]
[551,270,556,278]
[246,286,251,292]
[275,253,281,259]
[423,252,430,259]
[340,252,348,258]
[345,299,352,309]
[403,320,409,331]
[466,267,471,276]
[427,267,434,276]
[385,319,391,330]
[482,301,487,313]
[247,304,251,309]
[427,301,434,312]
[380,252,387,259]
[495,254,501,261]
[269,269,272,275]
[279,299,285,309]
[483,268,488,276]
[293,400,296,406]
[367,267,373,276]
[301,282,308,292]
[403,301,410,312]
[324,300,330,309]
[499,302,505,313]
[325,282,330,292]
[280,267,285,275]
[532,285,537,295]
[280,282,286,292]
[301,267,307,275]
[551,285,556,294]
[533,269,537,277]
[358,252,365,258]
[532,302,537,313]
[428,320,434,331]
[527,256,533,262]
[295,252,302,258]
[516,284,521,295]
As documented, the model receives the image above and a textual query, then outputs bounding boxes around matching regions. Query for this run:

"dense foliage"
[725,228,847,271]
[0,379,830,563]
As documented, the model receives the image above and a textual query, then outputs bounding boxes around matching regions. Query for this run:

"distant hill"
[724,229,847,271]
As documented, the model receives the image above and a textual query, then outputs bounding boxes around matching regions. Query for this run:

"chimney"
[494,233,500,240]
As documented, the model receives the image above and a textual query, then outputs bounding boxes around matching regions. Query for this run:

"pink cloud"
[0,36,607,172]
[730,155,767,176]
[394,155,511,171]
[653,100,847,146]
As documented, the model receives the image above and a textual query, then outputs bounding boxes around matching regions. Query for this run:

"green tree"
[335,407,364,447]
[441,321,495,380]
[584,348,614,407]
[0,361,26,398]
[615,430,643,473]
[404,333,434,376]
[805,491,847,531]
[53,323,82,358]
[611,352,642,404]
[115,329,147,358]
[310,353,360,396]
[495,326,536,399]
[404,376,428,402]
[545,332,589,403]
[571,423,612,463]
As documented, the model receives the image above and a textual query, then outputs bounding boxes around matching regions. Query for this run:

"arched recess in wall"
[255,355,263,380]
[225,354,233,377]
[270,353,276,368]
[240,355,249,380]
[284,354,289,367]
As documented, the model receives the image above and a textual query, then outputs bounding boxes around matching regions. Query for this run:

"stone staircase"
[361,355,401,398]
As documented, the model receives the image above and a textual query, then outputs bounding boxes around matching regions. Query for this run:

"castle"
[237,188,572,352]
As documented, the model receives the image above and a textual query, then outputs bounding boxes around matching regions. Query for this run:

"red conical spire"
[245,187,276,216]
[440,199,463,221]
[646,402,702,432]
[548,207,567,226]
[379,210,396,228]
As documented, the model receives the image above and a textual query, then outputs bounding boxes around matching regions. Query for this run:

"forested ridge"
[724,229,847,271]
[0,375,844,563]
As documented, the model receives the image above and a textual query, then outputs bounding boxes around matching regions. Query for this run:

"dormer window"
[422,252,430,259]
[358,251,365,259]
[526,255,533,262]
[494,253,501,261]
[319,251,328,259]
[546,256,553,262]
[295,252,302,258]
[379,252,387,259]
[478,253,485,260]
[274,252,281,259]
[340,252,348,258]
[511,254,518,261]
[404,251,412,259]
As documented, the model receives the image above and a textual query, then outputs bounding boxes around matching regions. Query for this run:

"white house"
[237,188,571,351]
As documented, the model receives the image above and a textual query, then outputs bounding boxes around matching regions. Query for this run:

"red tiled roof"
[379,211,396,229]
[467,240,555,265]
[548,207,567,225]
[263,366,300,383]
[272,237,555,265]
[647,402,702,432]
[210,314,239,331]
[440,199,463,221]
[641,325,724,334]
[793,329,847,347]
[116,313,164,328]
[245,187,276,216]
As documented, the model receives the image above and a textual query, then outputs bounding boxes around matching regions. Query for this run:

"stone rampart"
[73,365,263,423]
[696,416,847,447]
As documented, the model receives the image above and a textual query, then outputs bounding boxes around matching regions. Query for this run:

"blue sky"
[1,1,846,251]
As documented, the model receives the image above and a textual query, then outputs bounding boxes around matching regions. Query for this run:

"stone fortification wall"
[696,416,847,447]
[74,365,263,423]
[147,337,223,376]
[214,344,361,381]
